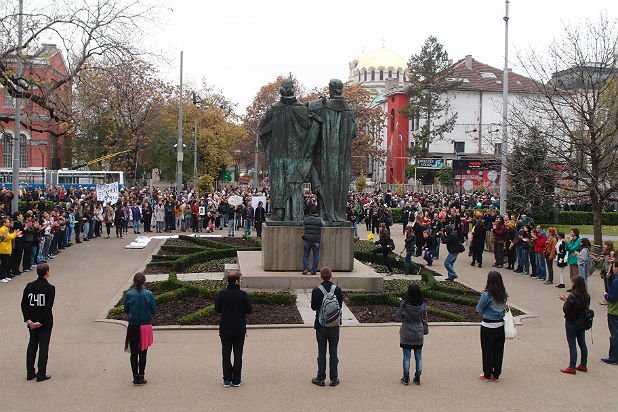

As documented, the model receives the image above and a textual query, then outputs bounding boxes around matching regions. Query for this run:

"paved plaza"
[1,225,617,412]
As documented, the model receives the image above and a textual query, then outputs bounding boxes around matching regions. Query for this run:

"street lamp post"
[176,51,184,195]
[192,92,201,187]
[499,0,510,215]
[11,0,24,213]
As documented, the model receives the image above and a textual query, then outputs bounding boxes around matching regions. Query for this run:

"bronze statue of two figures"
[258,78,356,225]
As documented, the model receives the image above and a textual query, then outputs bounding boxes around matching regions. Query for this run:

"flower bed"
[107,275,301,326]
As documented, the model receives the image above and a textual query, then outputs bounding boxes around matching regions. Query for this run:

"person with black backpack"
[559,276,591,374]
[310,267,343,387]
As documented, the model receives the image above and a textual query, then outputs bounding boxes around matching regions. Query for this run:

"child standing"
[396,284,428,385]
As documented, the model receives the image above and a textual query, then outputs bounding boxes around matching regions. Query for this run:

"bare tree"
[512,14,618,244]
[0,0,156,142]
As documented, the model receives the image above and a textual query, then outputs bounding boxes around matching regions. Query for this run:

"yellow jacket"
[0,225,17,255]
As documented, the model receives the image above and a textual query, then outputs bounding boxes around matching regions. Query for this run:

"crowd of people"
[7,183,618,386]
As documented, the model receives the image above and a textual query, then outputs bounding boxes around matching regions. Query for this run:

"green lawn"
[546,225,618,236]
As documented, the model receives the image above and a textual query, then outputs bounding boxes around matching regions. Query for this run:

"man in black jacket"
[443,225,462,282]
[21,263,55,382]
[303,211,325,275]
[310,267,343,387]
[215,272,253,387]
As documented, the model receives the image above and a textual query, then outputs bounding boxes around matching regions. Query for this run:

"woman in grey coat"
[396,284,428,385]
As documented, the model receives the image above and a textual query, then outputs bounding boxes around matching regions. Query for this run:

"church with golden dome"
[348,45,408,97]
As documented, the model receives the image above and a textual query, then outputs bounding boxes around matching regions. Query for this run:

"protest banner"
[96,182,119,205]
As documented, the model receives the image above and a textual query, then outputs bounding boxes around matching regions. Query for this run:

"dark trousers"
[26,325,52,377]
[494,240,504,265]
[21,242,33,271]
[472,244,483,265]
[143,216,151,232]
[546,257,554,283]
[608,314,618,362]
[316,326,339,381]
[221,334,245,384]
[480,325,505,379]
[115,221,123,237]
[75,222,82,243]
[127,325,148,376]
[12,243,25,275]
[255,221,263,237]
[0,253,10,278]
[105,222,112,237]
[371,246,393,272]
[565,320,587,368]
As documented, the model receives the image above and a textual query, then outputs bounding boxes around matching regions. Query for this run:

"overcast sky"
[143,0,617,114]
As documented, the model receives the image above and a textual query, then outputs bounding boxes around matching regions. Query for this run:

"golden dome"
[351,47,407,70]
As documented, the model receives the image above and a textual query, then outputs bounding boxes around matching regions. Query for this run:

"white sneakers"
[1,278,10,283]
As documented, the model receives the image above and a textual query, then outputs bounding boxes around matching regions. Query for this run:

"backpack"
[575,307,594,331]
[318,285,341,328]
[585,254,596,276]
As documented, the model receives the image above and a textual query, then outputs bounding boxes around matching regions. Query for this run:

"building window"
[494,143,503,155]
[390,109,395,132]
[454,141,465,154]
[358,72,361,82]
[3,91,26,109]
[371,70,375,81]
[388,70,392,79]
[396,70,399,80]
[379,70,384,80]
[2,132,27,168]
[363,71,367,81]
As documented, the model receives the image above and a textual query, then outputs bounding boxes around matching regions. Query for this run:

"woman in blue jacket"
[476,271,508,382]
[124,272,156,385]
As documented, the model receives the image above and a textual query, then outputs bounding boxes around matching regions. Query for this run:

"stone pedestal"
[262,223,354,271]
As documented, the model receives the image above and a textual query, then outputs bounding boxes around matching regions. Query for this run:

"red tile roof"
[449,57,540,93]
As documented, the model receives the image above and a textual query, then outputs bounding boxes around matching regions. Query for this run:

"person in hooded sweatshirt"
[395,284,428,385]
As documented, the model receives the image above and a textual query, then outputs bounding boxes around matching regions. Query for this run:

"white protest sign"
[251,196,266,211]
[96,182,119,205]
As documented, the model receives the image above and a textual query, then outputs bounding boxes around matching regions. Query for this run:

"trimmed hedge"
[548,211,618,226]
[178,305,216,325]
[423,289,478,306]
[107,305,124,318]
[159,245,206,255]
[178,235,238,249]
[427,306,465,322]
[249,291,296,305]
[346,293,401,307]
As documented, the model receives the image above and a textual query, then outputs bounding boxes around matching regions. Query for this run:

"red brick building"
[385,92,410,183]
[0,44,71,170]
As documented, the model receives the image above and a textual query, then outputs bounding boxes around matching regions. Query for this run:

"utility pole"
[254,130,259,188]
[192,92,199,186]
[11,0,24,213]
[176,51,184,196]
[499,0,510,215]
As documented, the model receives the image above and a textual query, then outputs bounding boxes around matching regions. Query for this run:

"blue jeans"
[608,314,618,362]
[433,236,440,259]
[402,347,423,380]
[303,241,320,272]
[535,252,546,279]
[83,221,90,240]
[517,245,529,273]
[65,226,73,245]
[244,219,253,236]
[352,220,358,238]
[423,249,433,265]
[444,252,458,280]
[404,250,420,274]
[565,320,587,368]
[578,265,589,288]
[316,327,339,381]
[228,218,236,236]
[133,219,141,233]
[155,221,164,232]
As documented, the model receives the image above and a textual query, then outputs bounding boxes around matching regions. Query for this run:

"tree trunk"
[590,190,603,246]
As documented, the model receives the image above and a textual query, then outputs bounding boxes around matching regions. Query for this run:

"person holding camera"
[443,225,463,282]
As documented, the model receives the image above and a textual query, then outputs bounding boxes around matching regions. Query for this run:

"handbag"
[503,304,517,339]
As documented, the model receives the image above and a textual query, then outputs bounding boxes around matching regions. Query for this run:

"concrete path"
[1,227,617,412]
